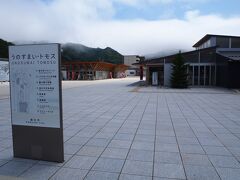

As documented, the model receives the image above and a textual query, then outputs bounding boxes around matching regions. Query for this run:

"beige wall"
[124,55,139,68]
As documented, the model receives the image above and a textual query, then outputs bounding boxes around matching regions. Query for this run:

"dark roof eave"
[193,34,240,47]
[145,46,217,64]
[217,53,240,62]
[193,34,211,47]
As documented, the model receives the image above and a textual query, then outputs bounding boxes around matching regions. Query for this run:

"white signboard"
[0,61,9,81]
[9,44,61,128]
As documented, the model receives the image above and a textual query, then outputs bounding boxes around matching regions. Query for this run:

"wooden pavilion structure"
[61,60,128,80]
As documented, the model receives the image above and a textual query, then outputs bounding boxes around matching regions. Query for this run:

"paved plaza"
[1,77,240,180]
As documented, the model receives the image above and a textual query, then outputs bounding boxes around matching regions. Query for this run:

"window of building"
[194,66,199,85]
[231,38,240,48]
[216,37,229,48]
[188,65,215,86]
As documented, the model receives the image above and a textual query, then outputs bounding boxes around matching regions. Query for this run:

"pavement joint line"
[182,93,240,163]
[196,93,240,141]
[17,91,134,178]
[175,94,222,180]
[1,79,240,179]
[62,92,121,129]
[165,94,187,180]
[152,92,159,180]
[49,92,139,179]
[117,94,151,179]
[83,93,145,180]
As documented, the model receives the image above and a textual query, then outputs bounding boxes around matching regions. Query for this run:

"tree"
[170,51,188,88]
[0,39,14,58]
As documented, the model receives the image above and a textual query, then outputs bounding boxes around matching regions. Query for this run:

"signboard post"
[9,44,64,162]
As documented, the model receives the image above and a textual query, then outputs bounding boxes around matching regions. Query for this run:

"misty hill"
[145,49,190,60]
[0,39,14,58]
[62,43,123,64]
[0,39,124,64]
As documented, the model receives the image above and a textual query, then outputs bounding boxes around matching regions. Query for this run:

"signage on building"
[9,44,61,128]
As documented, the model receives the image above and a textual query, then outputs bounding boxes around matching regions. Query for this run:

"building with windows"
[142,34,240,88]
[124,55,145,76]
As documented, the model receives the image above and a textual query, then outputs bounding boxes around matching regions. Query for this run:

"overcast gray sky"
[1,0,240,55]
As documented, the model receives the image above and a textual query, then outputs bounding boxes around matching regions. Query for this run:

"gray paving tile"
[101,147,129,159]
[114,133,135,141]
[185,165,220,180]
[216,167,240,180]
[177,137,199,145]
[64,144,82,155]
[127,149,154,162]
[95,132,115,139]
[0,161,35,176]
[220,137,240,147]
[0,148,13,160]
[208,155,240,168]
[118,128,137,134]
[122,160,153,176]
[85,171,119,180]
[38,155,71,167]
[86,138,110,147]
[77,146,105,157]
[198,137,223,146]
[11,158,38,164]
[135,134,155,142]
[154,152,182,164]
[153,163,185,179]
[228,147,240,156]
[182,153,212,166]
[66,137,89,145]
[64,155,97,169]
[119,174,152,180]
[92,157,124,173]
[155,143,179,153]
[156,130,175,137]
[20,164,59,180]
[108,140,132,149]
[137,129,155,135]
[50,168,88,180]
[131,141,154,151]
[155,136,177,144]
[203,146,232,156]
[179,144,205,154]
[175,130,195,138]
[2,78,240,180]
[0,160,9,166]
[153,177,182,180]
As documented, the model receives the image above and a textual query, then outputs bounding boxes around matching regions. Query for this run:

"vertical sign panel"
[9,44,60,128]
[9,44,64,162]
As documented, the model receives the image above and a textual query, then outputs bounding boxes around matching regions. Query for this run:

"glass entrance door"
[188,65,215,86]
[152,72,158,86]
[205,66,210,86]
[200,66,205,86]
